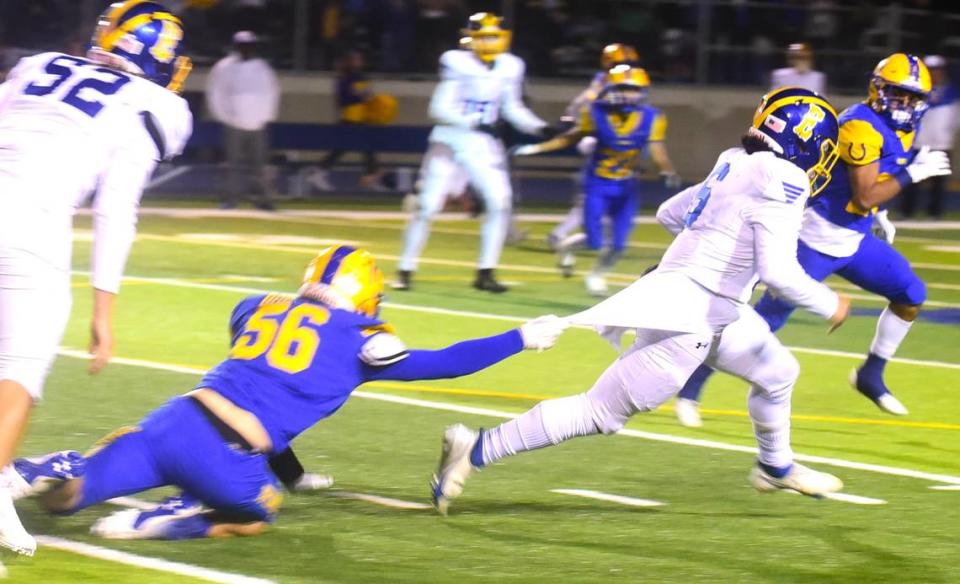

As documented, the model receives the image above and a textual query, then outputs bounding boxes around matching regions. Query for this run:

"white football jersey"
[655,148,837,318]
[428,49,545,150]
[0,52,193,292]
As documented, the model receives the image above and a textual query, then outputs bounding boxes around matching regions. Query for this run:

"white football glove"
[906,146,951,184]
[872,209,896,244]
[577,136,597,156]
[509,144,541,157]
[519,315,569,351]
[661,171,682,190]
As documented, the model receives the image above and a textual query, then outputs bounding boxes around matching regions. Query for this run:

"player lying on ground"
[512,65,679,296]
[674,53,951,427]
[6,246,567,539]
[432,87,852,514]
[0,0,192,556]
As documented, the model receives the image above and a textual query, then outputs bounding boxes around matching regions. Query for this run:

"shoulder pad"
[496,53,525,77]
[757,157,809,204]
[359,333,409,367]
[140,91,193,160]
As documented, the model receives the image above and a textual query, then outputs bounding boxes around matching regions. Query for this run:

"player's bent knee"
[208,521,267,538]
[536,394,604,443]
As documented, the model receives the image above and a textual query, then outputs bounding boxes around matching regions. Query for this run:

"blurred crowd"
[3,0,960,91]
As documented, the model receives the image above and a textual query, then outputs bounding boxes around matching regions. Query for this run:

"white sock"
[478,208,510,269]
[399,214,431,271]
[480,394,599,465]
[551,204,583,240]
[748,386,793,469]
[869,307,914,360]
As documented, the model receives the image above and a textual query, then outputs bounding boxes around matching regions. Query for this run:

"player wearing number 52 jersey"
[0,1,191,555]
[7,246,567,540]
[512,65,676,296]
[397,12,551,294]
[675,54,951,427]
[432,88,851,515]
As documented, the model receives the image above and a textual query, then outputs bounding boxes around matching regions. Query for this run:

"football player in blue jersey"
[674,54,952,428]
[514,65,678,296]
[5,246,568,540]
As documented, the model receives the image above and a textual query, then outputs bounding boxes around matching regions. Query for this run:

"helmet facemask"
[807,137,839,196]
[599,85,647,107]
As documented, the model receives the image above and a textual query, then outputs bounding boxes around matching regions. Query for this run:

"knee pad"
[897,277,927,306]
[753,349,799,403]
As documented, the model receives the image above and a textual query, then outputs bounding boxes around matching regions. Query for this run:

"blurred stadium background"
[2,0,959,210]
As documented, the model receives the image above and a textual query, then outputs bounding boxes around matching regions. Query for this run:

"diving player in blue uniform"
[674,54,952,428]
[514,65,678,296]
[6,246,568,540]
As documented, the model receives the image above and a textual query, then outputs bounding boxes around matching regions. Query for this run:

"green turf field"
[10,206,960,583]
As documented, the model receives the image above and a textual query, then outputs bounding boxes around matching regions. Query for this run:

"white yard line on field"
[928,485,960,491]
[54,349,960,487]
[35,535,275,584]
[328,491,432,510]
[550,489,665,507]
[783,490,887,505]
[67,271,960,371]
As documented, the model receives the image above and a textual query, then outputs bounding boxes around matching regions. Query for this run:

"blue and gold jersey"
[197,294,387,454]
[579,101,666,182]
[809,103,915,234]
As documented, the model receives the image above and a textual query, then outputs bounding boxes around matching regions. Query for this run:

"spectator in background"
[770,42,826,95]
[902,55,958,220]
[309,50,384,190]
[206,31,280,210]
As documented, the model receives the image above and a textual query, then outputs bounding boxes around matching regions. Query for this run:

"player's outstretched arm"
[363,316,568,382]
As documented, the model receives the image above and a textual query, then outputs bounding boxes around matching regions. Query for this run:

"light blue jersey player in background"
[6,247,567,540]
[514,65,678,296]
[675,54,952,427]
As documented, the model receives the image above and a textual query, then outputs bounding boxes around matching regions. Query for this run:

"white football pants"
[400,138,512,271]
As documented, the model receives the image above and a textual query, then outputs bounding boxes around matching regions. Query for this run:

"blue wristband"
[894,168,912,189]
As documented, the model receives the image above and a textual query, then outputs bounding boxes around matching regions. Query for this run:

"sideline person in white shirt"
[206,30,279,210]
[770,43,826,95]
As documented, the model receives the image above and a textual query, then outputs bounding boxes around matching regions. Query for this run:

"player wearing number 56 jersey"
[6,246,567,540]
[432,88,851,515]
[0,1,191,555]
[397,12,551,293]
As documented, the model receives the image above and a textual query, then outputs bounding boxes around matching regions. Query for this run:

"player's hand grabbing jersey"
[0,52,192,292]
[656,148,839,318]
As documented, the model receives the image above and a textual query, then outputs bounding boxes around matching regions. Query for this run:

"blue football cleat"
[8,450,86,500]
[92,493,211,540]
[849,365,908,416]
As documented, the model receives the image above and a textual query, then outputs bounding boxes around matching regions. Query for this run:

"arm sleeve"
[363,329,524,382]
[749,202,840,319]
[268,447,306,487]
[656,182,701,235]
[500,62,547,135]
[89,139,157,294]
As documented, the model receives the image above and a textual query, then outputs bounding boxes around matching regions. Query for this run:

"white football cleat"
[0,489,35,556]
[749,462,843,497]
[674,398,703,428]
[585,274,608,297]
[557,251,576,278]
[290,473,334,492]
[431,424,478,516]
[875,393,909,416]
[91,495,206,540]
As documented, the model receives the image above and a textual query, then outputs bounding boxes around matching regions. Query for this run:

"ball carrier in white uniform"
[396,12,552,293]
[0,0,192,555]
[431,88,853,514]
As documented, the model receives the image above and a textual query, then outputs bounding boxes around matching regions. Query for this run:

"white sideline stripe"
[551,488,665,507]
[35,535,275,584]
[67,271,960,371]
[329,491,432,510]
[929,485,960,491]
[784,490,887,505]
[145,166,191,189]
[49,352,960,487]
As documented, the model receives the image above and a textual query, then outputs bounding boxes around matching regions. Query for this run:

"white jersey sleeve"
[497,55,546,135]
[90,81,192,293]
[742,160,839,319]
[429,51,482,130]
[656,184,699,236]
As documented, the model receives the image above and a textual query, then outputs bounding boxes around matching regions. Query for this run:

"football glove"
[661,171,682,190]
[519,315,569,351]
[509,144,540,157]
[577,136,597,156]
[906,146,951,184]
[871,209,896,244]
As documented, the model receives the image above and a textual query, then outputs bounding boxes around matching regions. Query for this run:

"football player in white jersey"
[431,88,852,514]
[396,12,552,293]
[0,0,192,555]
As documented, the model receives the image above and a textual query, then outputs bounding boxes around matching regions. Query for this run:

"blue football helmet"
[750,86,840,196]
[88,1,191,93]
